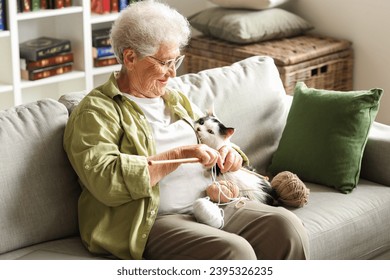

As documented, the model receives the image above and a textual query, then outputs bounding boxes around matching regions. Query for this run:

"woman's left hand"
[217,146,243,173]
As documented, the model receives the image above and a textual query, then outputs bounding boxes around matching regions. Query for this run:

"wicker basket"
[184,35,353,95]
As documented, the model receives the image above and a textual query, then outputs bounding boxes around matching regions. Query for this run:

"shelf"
[1,1,121,109]
[20,71,85,89]
[0,83,13,94]
[90,13,119,24]
[0,30,10,38]
[16,7,83,21]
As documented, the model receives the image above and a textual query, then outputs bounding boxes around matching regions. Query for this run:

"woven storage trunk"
[184,35,353,95]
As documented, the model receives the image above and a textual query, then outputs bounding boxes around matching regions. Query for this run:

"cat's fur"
[194,113,277,205]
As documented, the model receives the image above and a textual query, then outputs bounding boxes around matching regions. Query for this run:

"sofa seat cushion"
[0,236,105,260]
[0,99,80,254]
[292,179,390,259]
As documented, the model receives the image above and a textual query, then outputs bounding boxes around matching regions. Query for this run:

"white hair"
[110,0,191,64]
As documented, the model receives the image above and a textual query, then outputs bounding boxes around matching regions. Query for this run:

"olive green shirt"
[63,73,248,259]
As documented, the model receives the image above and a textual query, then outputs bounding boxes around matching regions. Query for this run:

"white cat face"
[194,115,234,150]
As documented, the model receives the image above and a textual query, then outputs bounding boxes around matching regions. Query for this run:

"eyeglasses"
[148,55,185,70]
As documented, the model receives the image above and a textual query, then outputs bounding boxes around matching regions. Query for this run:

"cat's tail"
[219,169,278,205]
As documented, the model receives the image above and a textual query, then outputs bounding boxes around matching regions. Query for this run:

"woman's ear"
[123,49,136,70]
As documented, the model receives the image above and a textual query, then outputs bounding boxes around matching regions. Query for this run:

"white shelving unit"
[0,0,121,110]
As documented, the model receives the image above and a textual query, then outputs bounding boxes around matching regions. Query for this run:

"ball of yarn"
[206,180,239,203]
[271,171,310,208]
[193,197,224,228]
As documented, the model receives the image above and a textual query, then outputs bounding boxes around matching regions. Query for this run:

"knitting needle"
[148,158,200,166]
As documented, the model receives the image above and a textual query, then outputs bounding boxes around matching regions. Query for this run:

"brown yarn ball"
[206,180,240,203]
[271,171,310,208]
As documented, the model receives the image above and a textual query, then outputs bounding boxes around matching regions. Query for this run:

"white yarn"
[193,197,224,229]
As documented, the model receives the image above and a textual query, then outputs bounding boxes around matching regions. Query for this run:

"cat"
[194,113,277,206]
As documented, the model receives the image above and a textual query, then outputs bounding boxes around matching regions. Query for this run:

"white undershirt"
[125,94,211,215]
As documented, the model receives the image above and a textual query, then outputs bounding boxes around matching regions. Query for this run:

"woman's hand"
[217,145,243,173]
[147,144,221,186]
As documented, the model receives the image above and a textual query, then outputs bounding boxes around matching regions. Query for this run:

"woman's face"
[129,43,181,98]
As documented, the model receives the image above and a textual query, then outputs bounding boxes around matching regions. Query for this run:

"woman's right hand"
[147,144,221,186]
[178,144,220,168]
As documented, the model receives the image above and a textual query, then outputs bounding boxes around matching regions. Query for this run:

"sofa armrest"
[361,121,390,186]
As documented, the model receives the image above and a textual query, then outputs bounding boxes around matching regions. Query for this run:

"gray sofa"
[1,56,389,260]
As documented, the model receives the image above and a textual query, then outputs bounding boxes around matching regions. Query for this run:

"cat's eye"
[207,129,214,134]
[198,119,204,125]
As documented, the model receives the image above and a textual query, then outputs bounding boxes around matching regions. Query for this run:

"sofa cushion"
[169,56,288,174]
[269,82,383,193]
[0,99,80,254]
[292,179,390,259]
[188,8,313,44]
[208,0,289,10]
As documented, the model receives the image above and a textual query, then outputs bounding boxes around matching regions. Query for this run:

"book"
[111,0,118,13]
[21,62,73,81]
[64,0,72,7]
[22,0,31,12]
[94,55,118,67]
[20,52,74,71]
[31,0,40,11]
[91,0,103,14]
[19,37,71,61]
[102,0,110,14]
[118,0,128,11]
[92,28,111,47]
[54,0,64,9]
[0,0,5,31]
[92,46,114,58]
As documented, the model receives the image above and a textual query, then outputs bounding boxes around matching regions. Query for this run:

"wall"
[165,0,390,125]
[283,0,390,124]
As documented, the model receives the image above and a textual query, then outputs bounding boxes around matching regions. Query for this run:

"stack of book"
[91,0,141,14]
[19,37,73,81]
[17,0,73,13]
[0,0,6,31]
[92,27,118,67]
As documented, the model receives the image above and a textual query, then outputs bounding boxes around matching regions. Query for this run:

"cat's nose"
[197,128,201,131]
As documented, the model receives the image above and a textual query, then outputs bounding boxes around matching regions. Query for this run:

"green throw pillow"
[188,8,313,44]
[269,82,383,193]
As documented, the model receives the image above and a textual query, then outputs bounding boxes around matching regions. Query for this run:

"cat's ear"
[225,127,235,139]
[206,104,217,117]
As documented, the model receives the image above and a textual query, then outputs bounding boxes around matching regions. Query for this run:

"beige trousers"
[143,200,309,260]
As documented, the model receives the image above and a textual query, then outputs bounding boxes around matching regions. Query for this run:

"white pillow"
[169,56,289,174]
[208,0,289,10]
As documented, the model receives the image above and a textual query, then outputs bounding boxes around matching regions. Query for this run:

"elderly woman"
[64,1,309,260]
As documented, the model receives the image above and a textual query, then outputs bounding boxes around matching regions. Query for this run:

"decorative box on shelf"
[184,35,353,95]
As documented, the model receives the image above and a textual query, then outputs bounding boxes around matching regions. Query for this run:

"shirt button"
[150,210,156,216]
[141,234,147,239]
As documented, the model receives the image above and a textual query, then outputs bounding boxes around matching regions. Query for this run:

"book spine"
[21,41,72,61]
[64,0,72,7]
[23,0,31,12]
[54,0,64,9]
[91,0,103,14]
[21,62,73,81]
[118,0,127,11]
[40,0,47,9]
[94,56,118,67]
[0,0,5,30]
[111,0,118,13]
[102,0,110,13]
[93,37,111,47]
[92,46,114,58]
[32,0,40,11]
[21,52,74,70]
